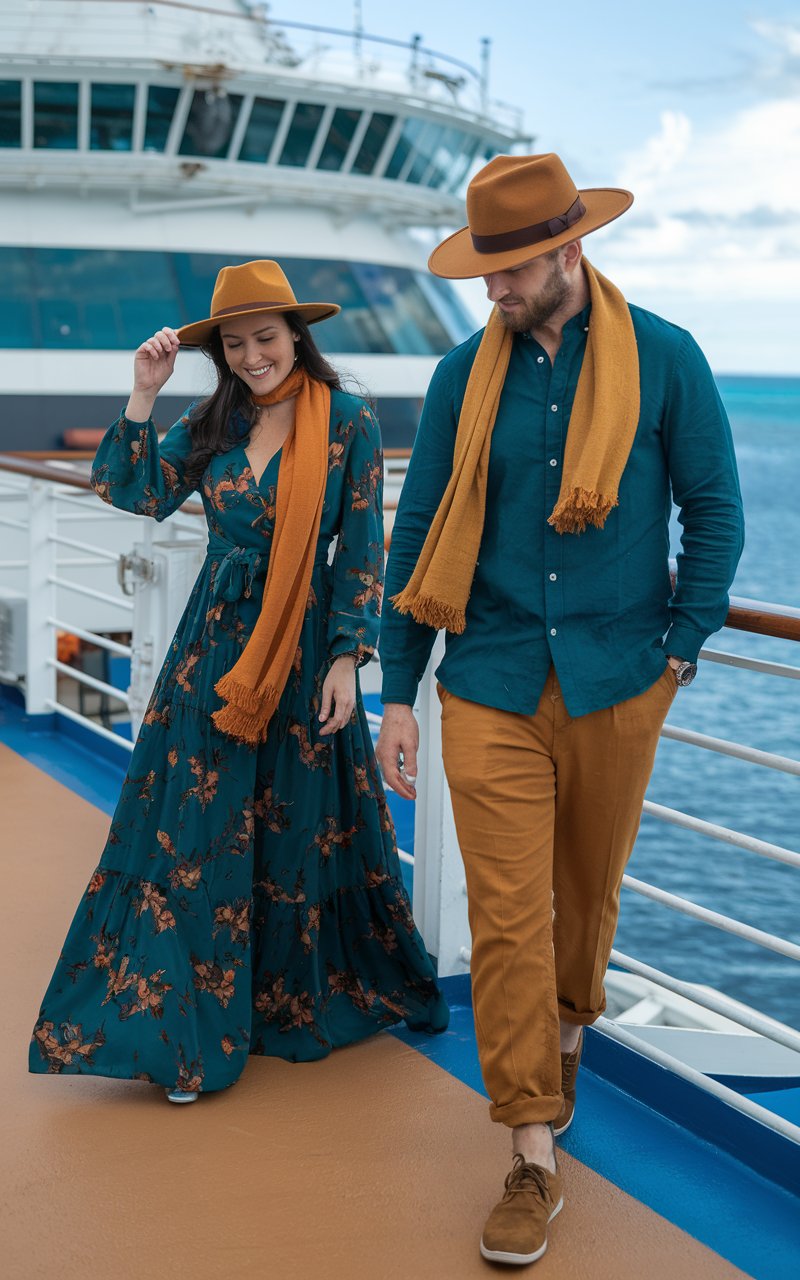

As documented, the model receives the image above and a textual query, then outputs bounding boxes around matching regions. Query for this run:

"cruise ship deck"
[3,695,799,1280]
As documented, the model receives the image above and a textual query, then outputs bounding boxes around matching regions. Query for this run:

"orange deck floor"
[1,743,749,1278]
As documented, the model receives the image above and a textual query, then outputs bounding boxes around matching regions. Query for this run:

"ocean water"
[617,375,800,1026]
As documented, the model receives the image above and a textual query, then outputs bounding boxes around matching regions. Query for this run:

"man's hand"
[375,703,419,800]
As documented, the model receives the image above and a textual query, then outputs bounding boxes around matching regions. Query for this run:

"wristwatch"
[668,657,698,687]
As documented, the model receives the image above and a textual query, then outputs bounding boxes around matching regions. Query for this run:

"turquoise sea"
[620,375,800,1026]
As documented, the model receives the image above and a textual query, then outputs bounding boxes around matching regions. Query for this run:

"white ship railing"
[1,453,798,1145]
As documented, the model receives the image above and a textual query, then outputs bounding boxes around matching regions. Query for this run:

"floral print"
[30,390,448,1091]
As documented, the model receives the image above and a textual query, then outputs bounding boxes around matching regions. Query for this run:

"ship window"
[143,86,180,151]
[179,90,243,158]
[405,123,447,185]
[0,81,22,149]
[90,84,136,151]
[424,127,467,188]
[33,82,79,149]
[384,118,426,181]
[449,134,483,191]
[351,112,394,174]
[279,102,325,167]
[317,108,361,172]
[238,96,284,162]
[0,247,470,356]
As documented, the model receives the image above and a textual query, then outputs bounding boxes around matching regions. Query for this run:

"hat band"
[212,299,295,318]
[470,196,586,255]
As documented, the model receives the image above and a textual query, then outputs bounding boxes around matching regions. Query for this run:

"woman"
[29,260,448,1102]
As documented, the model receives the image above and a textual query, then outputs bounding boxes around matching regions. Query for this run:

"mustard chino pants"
[439,664,677,1128]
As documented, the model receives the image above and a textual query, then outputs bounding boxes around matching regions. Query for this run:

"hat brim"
[176,302,341,349]
[428,188,633,279]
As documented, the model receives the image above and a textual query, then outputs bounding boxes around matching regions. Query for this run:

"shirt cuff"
[328,636,373,669]
[380,669,420,707]
[663,623,710,664]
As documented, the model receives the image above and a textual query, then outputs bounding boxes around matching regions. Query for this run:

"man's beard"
[497,258,571,333]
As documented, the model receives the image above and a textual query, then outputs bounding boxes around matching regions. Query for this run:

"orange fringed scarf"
[212,368,330,744]
[391,260,639,634]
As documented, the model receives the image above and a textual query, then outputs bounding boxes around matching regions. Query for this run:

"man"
[376,152,744,1266]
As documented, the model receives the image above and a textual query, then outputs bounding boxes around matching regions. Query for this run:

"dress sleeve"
[90,405,197,521]
[327,402,384,667]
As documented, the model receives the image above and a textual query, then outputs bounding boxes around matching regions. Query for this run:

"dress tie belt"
[207,539,332,603]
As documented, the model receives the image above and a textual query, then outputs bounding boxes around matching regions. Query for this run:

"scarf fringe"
[212,675,280,746]
[390,590,467,634]
[548,487,618,535]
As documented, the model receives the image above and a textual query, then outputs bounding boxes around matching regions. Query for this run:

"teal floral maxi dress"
[29,389,448,1092]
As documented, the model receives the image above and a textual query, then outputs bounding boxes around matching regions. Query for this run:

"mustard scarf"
[391,261,640,633]
[212,368,330,744]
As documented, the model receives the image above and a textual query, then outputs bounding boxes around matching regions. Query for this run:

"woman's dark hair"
[182,312,344,488]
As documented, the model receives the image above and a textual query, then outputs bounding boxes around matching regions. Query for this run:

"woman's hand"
[126,328,181,421]
[319,655,357,736]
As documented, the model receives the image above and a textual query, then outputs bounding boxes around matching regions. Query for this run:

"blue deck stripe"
[3,686,799,1277]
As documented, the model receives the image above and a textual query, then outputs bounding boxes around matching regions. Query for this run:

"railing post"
[128,528,206,736]
[25,479,58,716]
[412,636,471,976]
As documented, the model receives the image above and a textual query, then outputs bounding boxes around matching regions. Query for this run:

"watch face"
[676,662,697,686]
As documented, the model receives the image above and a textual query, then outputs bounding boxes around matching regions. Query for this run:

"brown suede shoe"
[480,1154,563,1265]
[554,1029,583,1137]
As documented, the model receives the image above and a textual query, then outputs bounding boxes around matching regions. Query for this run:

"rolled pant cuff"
[489,1094,562,1129]
[558,999,605,1027]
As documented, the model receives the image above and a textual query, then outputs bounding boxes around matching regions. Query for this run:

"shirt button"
[551,404,558,412]
[549,458,558,467]
[549,573,557,581]
[550,628,558,636]
[537,355,544,364]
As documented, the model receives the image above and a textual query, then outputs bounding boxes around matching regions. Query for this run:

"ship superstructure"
[0,0,529,447]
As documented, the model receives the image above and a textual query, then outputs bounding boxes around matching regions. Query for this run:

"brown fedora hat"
[428,153,633,279]
[176,259,340,347]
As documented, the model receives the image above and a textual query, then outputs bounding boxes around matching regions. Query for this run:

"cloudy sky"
[275,1,800,374]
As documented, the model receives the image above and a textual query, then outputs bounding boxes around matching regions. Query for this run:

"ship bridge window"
[90,84,136,152]
[0,81,22,149]
[143,86,181,152]
[405,123,448,185]
[351,112,394,175]
[384,118,425,181]
[424,127,468,188]
[317,108,362,172]
[238,96,284,163]
[279,102,325,167]
[33,82,79,149]
[448,134,483,191]
[179,90,243,159]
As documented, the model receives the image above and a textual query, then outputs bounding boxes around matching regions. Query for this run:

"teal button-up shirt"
[380,303,744,718]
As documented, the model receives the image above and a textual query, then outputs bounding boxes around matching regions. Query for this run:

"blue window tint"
[449,134,482,191]
[350,263,453,355]
[317,107,361,171]
[144,85,180,151]
[351,112,394,174]
[406,123,447,185]
[33,82,79,149]
[0,81,22,149]
[423,127,466,188]
[416,274,476,346]
[238,97,284,163]
[279,102,325,167]
[90,84,136,151]
[179,90,243,158]
[0,248,37,345]
[0,249,469,354]
[384,118,424,180]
